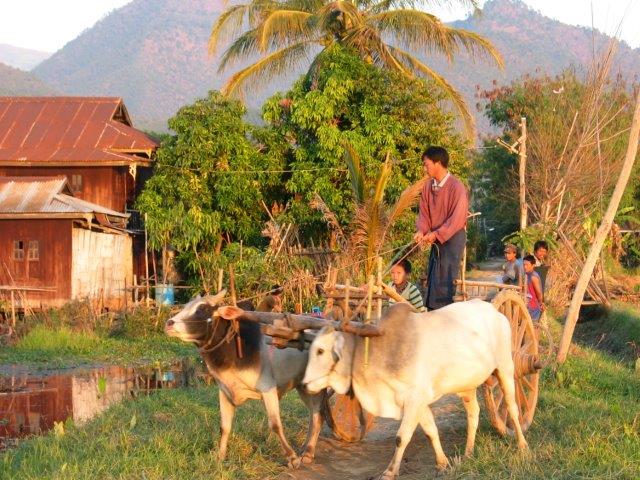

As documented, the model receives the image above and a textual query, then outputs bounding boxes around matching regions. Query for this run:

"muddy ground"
[278,261,505,480]
[279,396,468,480]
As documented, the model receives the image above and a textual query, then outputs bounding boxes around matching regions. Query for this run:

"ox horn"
[204,289,227,306]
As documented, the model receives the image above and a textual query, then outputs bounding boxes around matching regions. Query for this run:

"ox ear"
[204,289,227,306]
[217,305,245,320]
[331,332,345,362]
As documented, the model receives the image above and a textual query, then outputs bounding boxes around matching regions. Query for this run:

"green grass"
[446,347,640,480]
[0,386,309,480]
[0,326,195,369]
[573,301,640,364]
[1,304,639,479]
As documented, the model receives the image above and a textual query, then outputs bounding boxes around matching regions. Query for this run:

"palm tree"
[210,0,503,138]
[311,145,427,278]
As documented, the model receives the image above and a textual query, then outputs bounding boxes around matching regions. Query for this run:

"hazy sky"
[1,0,638,53]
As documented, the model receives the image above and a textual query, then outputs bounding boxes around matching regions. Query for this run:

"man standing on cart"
[414,146,469,310]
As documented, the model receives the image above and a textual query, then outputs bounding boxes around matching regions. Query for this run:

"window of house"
[28,240,39,261]
[13,240,25,260]
[70,174,83,192]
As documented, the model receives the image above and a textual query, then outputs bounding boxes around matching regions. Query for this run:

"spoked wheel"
[484,289,541,436]
[322,389,375,442]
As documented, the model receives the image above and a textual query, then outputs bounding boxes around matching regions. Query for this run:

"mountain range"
[4,0,639,133]
[0,43,52,71]
[0,62,57,96]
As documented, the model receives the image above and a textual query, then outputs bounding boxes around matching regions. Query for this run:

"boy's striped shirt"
[388,281,426,312]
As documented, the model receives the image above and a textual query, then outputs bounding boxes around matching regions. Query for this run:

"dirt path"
[279,396,467,480]
[278,259,505,480]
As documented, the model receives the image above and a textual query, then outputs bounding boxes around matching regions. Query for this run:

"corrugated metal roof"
[0,97,158,166]
[0,176,127,218]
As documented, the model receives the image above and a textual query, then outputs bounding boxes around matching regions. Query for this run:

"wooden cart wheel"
[484,289,540,436]
[322,390,375,442]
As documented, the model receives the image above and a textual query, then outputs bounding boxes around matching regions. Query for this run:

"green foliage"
[477,69,640,265]
[136,92,288,287]
[261,46,468,239]
[503,223,557,255]
[470,141,519,252]
[212,0,502,138]
[137,91,280,251]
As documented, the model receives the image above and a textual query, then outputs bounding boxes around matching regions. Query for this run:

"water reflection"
[0,360,196,449]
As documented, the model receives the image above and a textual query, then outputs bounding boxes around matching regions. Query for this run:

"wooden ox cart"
[223,253,544,444]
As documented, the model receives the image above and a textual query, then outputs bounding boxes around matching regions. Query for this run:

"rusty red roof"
[0,97,158,166]
[0,176,128,221]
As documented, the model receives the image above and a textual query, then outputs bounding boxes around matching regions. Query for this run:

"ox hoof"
[287,455,302,469]
[301,452,315,465]
[435,458,450,472]
[377,470,397,480]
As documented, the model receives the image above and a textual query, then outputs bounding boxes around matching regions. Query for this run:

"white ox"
[303,300,528,479]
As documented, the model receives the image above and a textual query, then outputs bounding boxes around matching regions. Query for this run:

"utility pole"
[557,91,640,363]
[497,117,527,230]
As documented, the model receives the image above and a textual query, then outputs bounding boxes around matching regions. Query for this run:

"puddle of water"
[0,359,197,450]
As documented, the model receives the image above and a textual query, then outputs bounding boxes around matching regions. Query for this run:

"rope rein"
[198,316,239,354]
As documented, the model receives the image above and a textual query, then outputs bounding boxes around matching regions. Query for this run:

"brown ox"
[165,291,324,468]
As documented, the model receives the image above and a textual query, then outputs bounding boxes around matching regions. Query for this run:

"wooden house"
[0,176,132,309]
[0,97,158,291]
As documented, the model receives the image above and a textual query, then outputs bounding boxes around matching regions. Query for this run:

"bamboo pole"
[376,257,383,322]
[343,278,351,326]
[379,283,418,312]
[364,275,374,366]
[519,117,528,230]
[557,91,640,363]
[144,213,150,307]
[228,265,243,358]
[10,289,16,328]
[220,309,383,337]
[217,269,224,294]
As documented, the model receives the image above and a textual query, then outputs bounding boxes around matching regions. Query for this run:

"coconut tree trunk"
[557,91,640,363]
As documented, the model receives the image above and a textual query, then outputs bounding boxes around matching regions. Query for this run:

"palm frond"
[446,27,504,68]
[383,175,427,241]
[258,10,314,52]
[367,153,393,260]
[221,41,315,98]
[318,0,363,35]
[368,10,456,60]
[218,29,262,72]
[389,45,476,139]
[309,193,348,248]
[343,142,366,203]
[209,4,250,56]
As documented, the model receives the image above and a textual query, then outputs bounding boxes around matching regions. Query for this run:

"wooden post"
[557,91,640,363]
[10,289,16,328]
[343,278,351,326]
[519,117,528,230]
[217,269,224,294]
[376,257,383,322]
[364,274,374,366]
[124,277,128,312]
[228,265,243,359]
[228,266,237,306]
[144,213,150,307]
[295,283,303,314]
[460,244,467,300]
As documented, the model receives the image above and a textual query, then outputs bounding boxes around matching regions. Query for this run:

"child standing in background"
[523,255,545,321]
